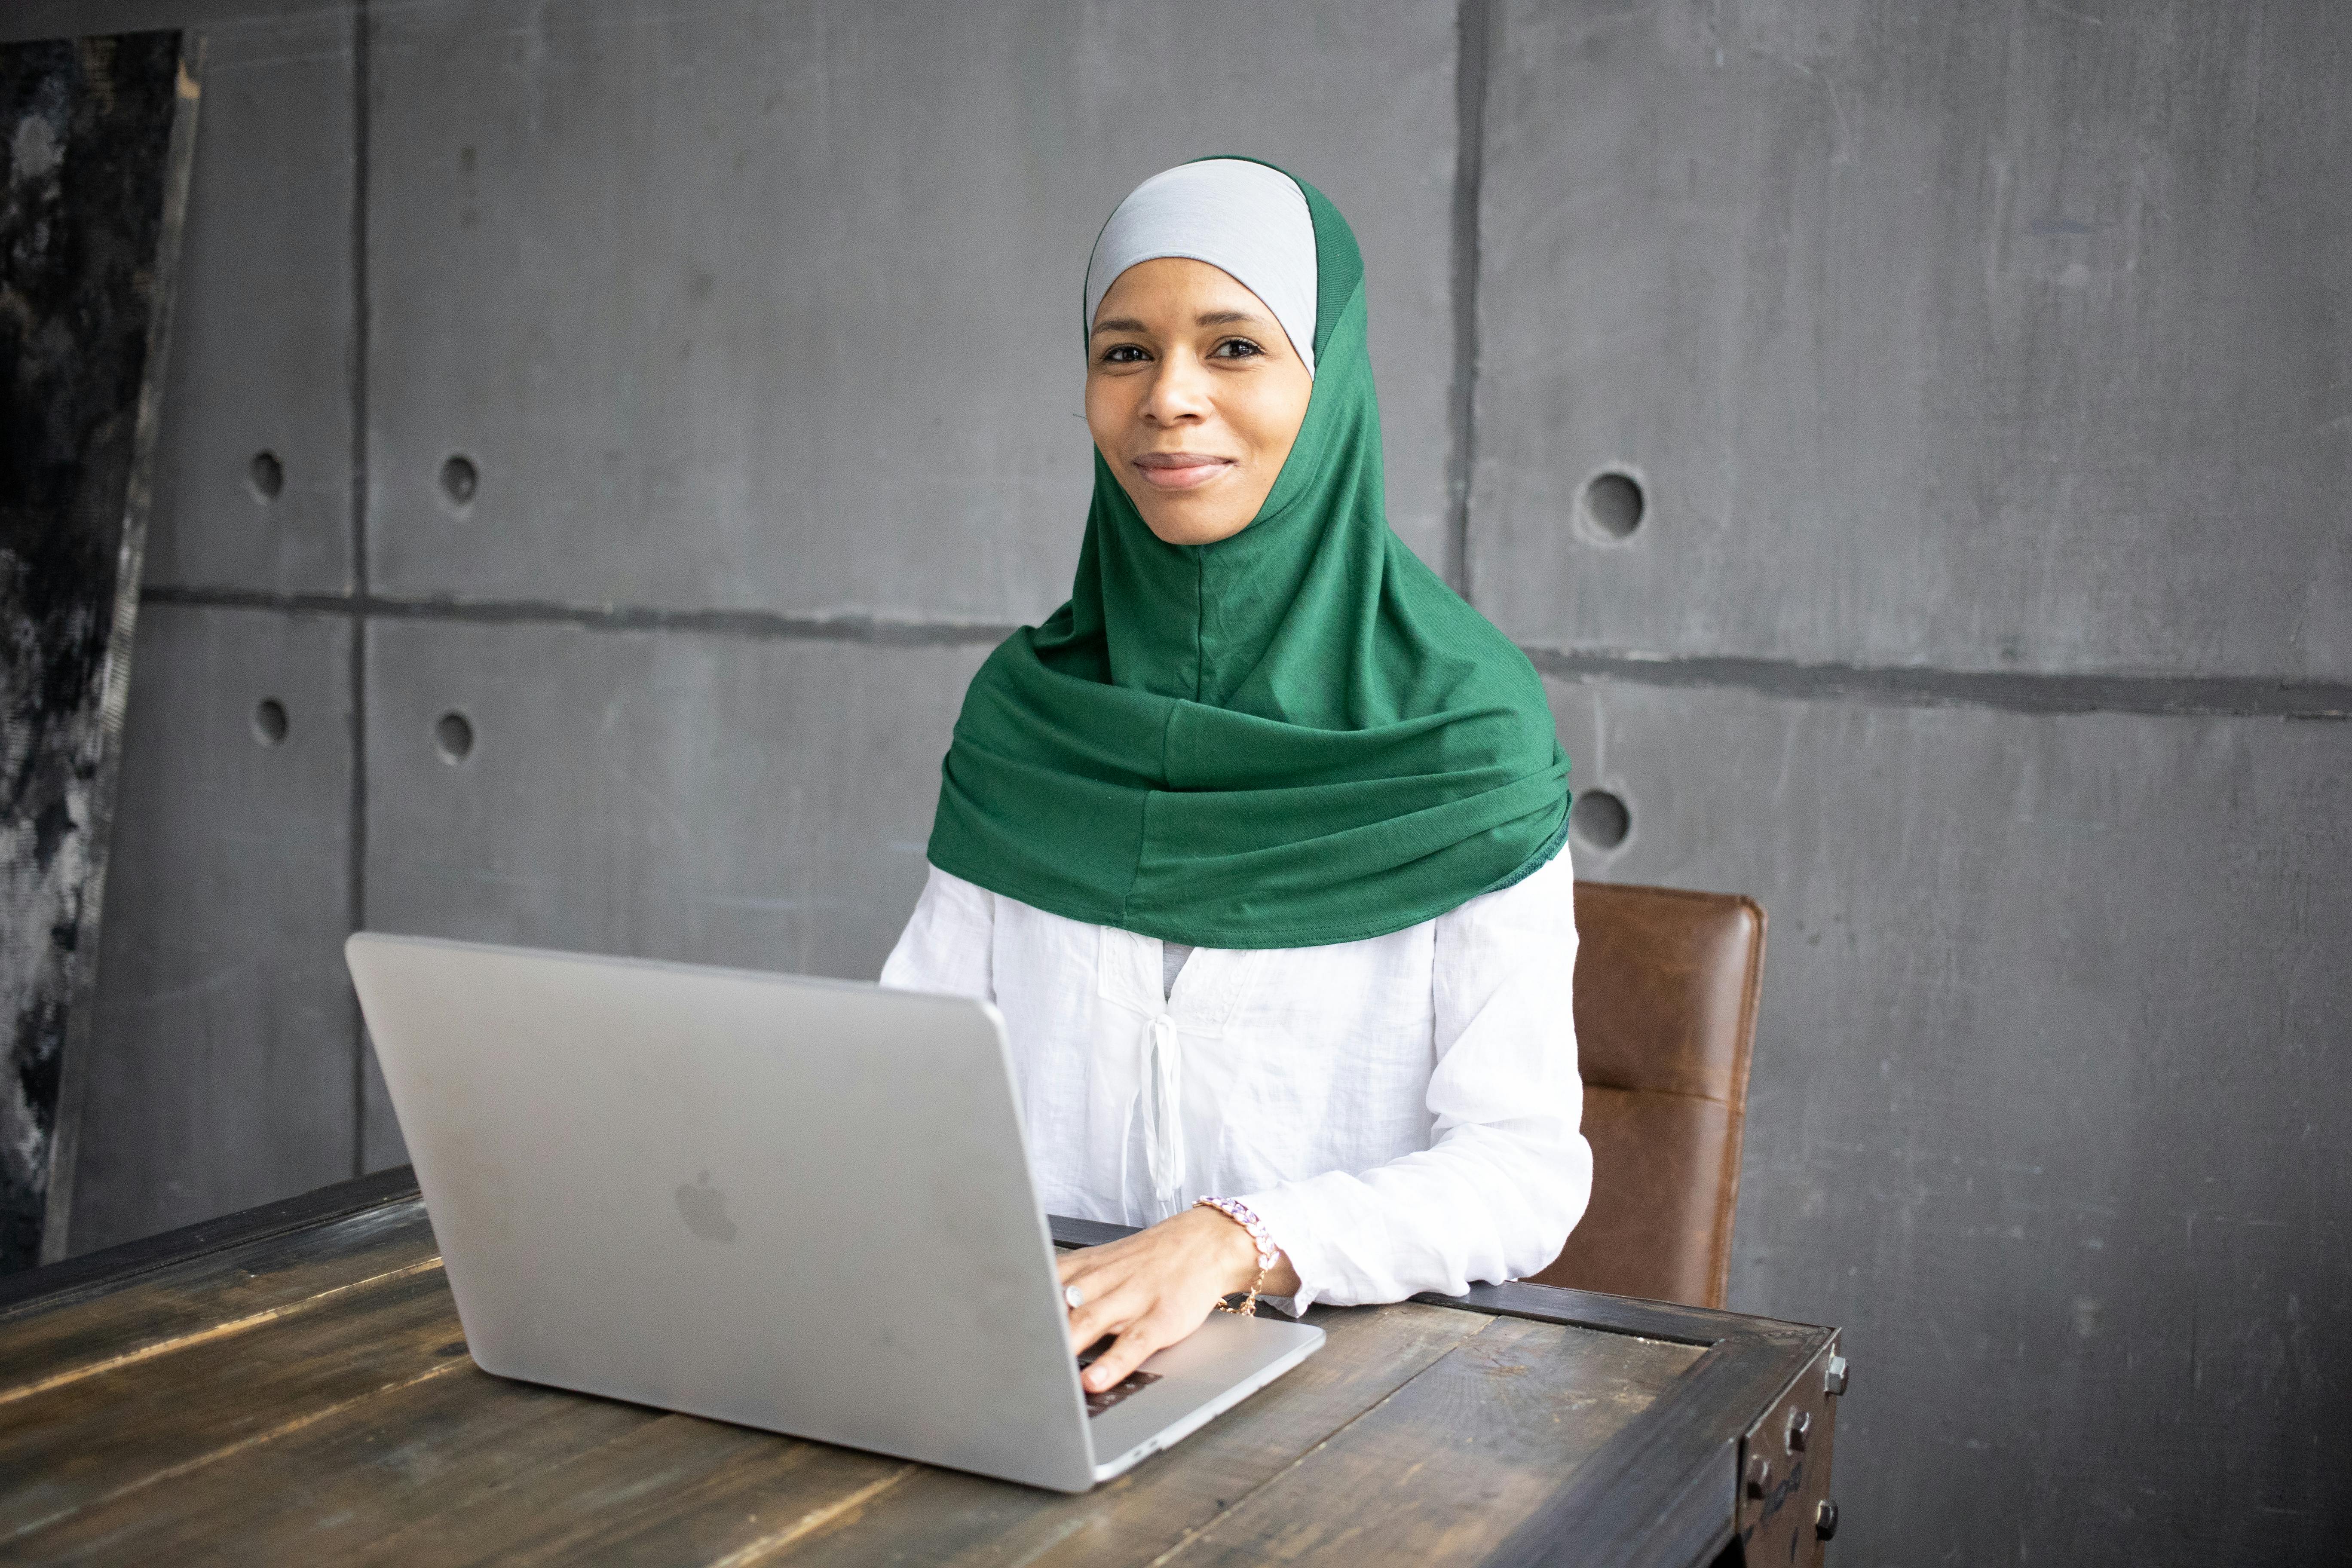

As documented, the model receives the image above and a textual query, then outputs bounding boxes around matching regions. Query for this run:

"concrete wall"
[19,0,2346,1559]
[1490,6,2351,1555]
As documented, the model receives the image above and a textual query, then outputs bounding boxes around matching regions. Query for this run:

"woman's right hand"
[1056,1206,1298,1393]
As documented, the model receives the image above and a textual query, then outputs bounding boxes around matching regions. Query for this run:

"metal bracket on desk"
[1736,1334,1844,1567]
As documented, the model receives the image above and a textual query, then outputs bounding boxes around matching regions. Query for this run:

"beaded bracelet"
[1194,1196,1280,1317]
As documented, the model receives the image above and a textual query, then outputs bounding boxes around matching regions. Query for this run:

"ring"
[1063,1284,1086,1310]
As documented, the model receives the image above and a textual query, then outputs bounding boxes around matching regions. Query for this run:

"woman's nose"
[1139,354,1213,425]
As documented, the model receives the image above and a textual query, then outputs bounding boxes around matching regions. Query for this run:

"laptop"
[345,931,1324,1492]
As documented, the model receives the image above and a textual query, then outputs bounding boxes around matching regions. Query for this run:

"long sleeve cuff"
[1232,1179,1351,1316]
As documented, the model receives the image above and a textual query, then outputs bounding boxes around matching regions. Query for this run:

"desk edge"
[0,1164,425,1320]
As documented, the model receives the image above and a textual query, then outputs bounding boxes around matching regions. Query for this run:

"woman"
[882,158,1587,1398]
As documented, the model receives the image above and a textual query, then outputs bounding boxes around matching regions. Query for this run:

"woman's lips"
[1131,452,1235,491]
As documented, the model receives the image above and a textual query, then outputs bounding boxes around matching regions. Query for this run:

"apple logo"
[674,1170,737,1243]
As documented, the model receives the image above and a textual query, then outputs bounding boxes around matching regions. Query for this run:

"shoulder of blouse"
[1438,841,1578,930]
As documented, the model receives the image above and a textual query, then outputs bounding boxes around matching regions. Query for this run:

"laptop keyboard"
[1076,1349,1162,1418]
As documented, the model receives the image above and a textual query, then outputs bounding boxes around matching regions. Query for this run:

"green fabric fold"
[923,164,1569,948]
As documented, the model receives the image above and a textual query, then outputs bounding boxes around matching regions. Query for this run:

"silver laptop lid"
[346,931,1098,1492]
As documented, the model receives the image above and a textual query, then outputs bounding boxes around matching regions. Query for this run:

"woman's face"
[1085,257,1314,546]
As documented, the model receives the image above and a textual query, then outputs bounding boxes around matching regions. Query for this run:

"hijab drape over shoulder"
[923,158,1570,949]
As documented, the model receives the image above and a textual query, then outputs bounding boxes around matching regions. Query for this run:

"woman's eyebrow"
[1089,309,1269,336]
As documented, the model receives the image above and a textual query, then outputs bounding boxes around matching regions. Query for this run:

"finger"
[1083,1314,1177,1393]
[1086,1304,1194,1391]
[1057,1238,1145,1297]
[1060,1259,1127,1344]
[1057,1256,1101,1326]
[1069,1306,1128,1354]
[1057,1246,1126,1300]
[1065,1272,1148,1353]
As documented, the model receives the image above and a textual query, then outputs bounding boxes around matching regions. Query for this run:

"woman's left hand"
[1057,1207,1302,1393]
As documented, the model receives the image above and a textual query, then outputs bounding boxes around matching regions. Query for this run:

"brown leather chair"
[1525,882,1766,1309]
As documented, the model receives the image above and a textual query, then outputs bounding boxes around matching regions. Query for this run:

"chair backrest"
[1526,881,1766,1309]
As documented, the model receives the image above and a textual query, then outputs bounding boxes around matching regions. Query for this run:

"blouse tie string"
[1141,1011,1186,1207]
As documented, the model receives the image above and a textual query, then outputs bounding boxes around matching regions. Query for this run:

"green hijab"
[922,161,1569,948]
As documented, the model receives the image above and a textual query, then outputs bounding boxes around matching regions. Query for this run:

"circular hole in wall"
[434,710,475,764]
[440,453,479,507]
[249,450,285,501]
[251,698,289,747]
[1579,470,1645,541]
[1570,789,1630,851]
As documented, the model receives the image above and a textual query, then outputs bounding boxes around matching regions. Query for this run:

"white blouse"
[877,847,1591,1313]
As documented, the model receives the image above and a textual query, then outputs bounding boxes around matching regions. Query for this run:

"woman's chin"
[1140,508,1254,547]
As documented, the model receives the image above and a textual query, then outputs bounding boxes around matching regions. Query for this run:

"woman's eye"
[1100,344,1148,364]
[1209,338,1265,360]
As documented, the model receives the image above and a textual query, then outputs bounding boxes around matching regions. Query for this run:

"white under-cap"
[1084,159,1320,378]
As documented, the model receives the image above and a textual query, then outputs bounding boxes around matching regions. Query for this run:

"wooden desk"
[0,1171,1841,1567]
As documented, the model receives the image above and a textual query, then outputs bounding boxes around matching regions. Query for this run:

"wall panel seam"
[347,0,371,1179]
[145,588,2352,720]
[1525,648,2352,720]
[1443,0,1493,600]
[144,587,1021,646]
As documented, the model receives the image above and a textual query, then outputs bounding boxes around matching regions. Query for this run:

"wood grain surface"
[0,1191,1767,1567]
